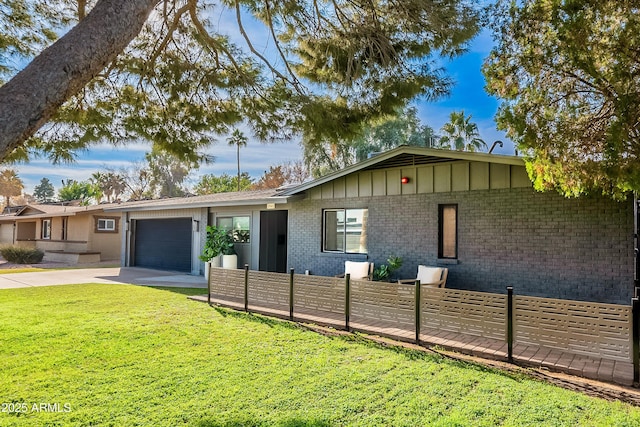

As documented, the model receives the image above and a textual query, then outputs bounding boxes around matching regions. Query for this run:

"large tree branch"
[233,0,300,90]
[0,0,159,161]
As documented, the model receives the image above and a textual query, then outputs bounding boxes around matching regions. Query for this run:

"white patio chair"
[398,265,448,288]
[336,260,374,281]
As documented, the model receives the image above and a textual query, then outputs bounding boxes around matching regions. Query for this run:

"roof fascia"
[14,212,78,220]
[105,195,299,212]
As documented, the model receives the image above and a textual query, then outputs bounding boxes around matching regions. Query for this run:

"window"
[217,216,250,243]
[438,204,458,259]
[97,218,116,231]
[42,219,51,240]
[61,217,68,240]
[323,208,368,254]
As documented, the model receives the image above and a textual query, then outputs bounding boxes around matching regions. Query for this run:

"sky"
[11,9,513,195]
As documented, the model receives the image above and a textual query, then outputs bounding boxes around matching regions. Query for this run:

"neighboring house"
[0,203,123,263]
[108,146,634,305]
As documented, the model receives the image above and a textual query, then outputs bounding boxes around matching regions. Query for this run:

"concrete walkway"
[0,267,207,289]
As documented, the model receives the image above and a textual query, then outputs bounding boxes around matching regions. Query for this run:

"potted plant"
[221,232,238,269]
[199,225,227,276]
[373,256,403,282]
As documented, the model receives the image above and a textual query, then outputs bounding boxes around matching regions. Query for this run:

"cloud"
[13,137,304,194]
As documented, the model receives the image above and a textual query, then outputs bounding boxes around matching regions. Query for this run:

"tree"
[194,173,253,195]
[90,171,127,203]
[146,147,199,198]
[282,160,311,185]
[484,1,640,198]
[11,194,36,206]
[120,162,153,201]
[304,106,437,177]
[0,169,24,208]
[33,178,56,203]
[58,179,99,205]
[0,0,480,164]
[227,130,248,192]
[303,140,356,179]
[253,166,288,190]
[252,161,311,189]
[0,0,158,161]
[351,106,437,161]
[437,110,486,152]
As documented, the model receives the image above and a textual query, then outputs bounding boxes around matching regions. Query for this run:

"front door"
[259,210,288,273]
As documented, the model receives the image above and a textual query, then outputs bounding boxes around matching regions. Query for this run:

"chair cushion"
[417,265,443,285]
[345,261,371,280]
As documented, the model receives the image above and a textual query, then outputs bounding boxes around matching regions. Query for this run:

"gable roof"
[8,203,122,220]
[18,205,71,216]
[281,145,525,195]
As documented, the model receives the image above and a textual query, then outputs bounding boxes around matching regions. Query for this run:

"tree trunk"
[237,145,241,192]
[0,0,159,160]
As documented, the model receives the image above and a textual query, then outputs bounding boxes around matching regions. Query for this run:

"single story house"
[106,146,634,304]
[0,203,123,263]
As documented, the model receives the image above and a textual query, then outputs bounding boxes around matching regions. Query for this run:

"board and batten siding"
[308,161,531,200]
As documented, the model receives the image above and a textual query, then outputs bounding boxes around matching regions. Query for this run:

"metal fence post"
[207,263,212,306]
[289,268,295,321]
[633,297,639,386]
[244,264,249,312]
[415,280,421,345]
[345,273,351,331]
[507,286,514,363]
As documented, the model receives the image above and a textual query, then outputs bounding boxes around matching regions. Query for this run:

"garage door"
[133,218,192,272]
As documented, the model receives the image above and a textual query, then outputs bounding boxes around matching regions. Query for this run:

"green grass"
[0,284,639,426]
[0,268,47,274]
[0,264,121,274]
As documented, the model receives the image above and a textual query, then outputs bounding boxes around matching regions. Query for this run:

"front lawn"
[0,284,638,426]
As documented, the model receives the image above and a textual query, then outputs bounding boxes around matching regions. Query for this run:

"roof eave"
[105,195,299,212]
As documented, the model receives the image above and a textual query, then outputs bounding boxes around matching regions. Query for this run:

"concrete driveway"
[0,267,207,290]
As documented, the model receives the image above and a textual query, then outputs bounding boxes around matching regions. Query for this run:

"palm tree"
[438,111,487,152]
[227,129,248,191]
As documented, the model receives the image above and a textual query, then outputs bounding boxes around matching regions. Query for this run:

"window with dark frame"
[438,204,458,259]
[323,208,368,254]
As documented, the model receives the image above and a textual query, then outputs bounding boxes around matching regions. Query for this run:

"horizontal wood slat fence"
[207,267,634,365]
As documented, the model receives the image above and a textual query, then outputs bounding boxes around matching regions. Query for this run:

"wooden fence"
[207,267,633,364]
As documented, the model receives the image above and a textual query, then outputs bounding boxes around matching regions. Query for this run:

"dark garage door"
[133,218,192,272]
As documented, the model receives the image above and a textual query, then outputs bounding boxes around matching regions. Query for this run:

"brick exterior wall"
[287,187,634,305]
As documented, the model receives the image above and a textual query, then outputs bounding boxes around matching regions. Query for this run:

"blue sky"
[13,19,512,195]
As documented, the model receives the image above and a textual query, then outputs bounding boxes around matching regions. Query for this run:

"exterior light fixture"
[401,177,410,184]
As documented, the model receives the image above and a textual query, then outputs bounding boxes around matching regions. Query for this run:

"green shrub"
[0,246,45,264]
